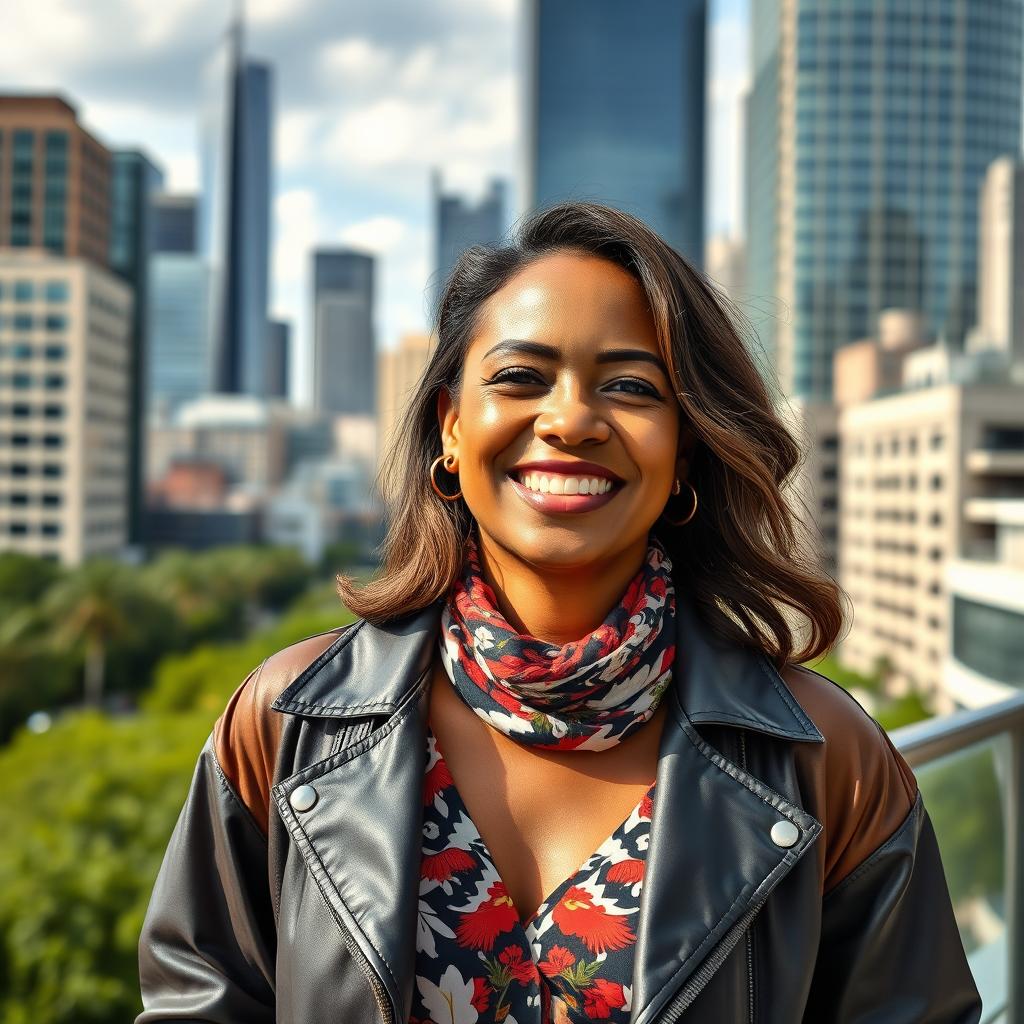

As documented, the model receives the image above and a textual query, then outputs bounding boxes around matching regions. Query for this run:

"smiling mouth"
[505,470,623,513]
[507,469,620,496]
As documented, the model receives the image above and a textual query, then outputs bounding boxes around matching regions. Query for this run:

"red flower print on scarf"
[455,881,520,950]
[437,530,676,751]
[550,886,637,954]
[583,978,627,1019]
[421,847,476,883]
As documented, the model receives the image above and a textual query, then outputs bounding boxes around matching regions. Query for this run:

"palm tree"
[42,560,140,708]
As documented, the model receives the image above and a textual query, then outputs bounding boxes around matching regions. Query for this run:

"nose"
[533,377,611,447]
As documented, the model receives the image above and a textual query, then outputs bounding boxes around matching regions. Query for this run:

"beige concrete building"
[837,379,1024,710]
[777,395,840,579]
[969,156,1024,367]
[377,330,433,499]
[0,250,132,564]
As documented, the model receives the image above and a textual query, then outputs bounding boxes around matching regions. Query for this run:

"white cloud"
[274,187,319,290]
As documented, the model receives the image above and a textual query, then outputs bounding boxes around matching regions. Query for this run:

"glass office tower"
[746,0,1023,399]
[525,0,707,266]
[312,250,376,416]
[200,17,273,397]
[110,150,164,544]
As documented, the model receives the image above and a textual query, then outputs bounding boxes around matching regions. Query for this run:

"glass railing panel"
[915,735,1009,1023]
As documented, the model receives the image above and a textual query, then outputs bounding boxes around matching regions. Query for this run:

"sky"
[1,0,749,407]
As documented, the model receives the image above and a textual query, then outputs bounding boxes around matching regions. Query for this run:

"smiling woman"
[136,202,981,1024]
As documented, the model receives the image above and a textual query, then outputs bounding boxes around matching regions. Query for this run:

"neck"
[473,532,652,645]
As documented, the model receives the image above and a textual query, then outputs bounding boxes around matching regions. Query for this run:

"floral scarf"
[436,531,676,751]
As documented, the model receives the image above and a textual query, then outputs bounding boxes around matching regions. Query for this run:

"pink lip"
[507,474,620,514]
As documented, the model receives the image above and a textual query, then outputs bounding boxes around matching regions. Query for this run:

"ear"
[676,422,698,478]
[436,387,460,461]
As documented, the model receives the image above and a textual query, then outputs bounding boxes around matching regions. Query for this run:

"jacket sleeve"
[135,664,277,1023]
[802,725,983,1022]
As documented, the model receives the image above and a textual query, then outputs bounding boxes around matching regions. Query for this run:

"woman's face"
[437,250,694,570]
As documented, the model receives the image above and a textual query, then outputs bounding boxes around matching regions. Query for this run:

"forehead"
[470,251,659,358]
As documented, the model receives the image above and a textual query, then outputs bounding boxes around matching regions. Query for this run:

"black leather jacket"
[136,596,983,1022]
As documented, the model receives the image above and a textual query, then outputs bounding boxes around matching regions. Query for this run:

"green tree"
[41,561,171,708]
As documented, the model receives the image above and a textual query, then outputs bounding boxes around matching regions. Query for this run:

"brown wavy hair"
[337,201,846,669]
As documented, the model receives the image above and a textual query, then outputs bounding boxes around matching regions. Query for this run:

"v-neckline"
[427,725,656,928]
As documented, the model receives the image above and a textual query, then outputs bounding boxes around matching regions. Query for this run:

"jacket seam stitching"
[634,717,813,1021]
[271,620,364,706]
[210,742,272,848]
[822,788,922,900]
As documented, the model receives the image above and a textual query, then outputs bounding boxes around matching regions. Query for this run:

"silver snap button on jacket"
[770,819,799,848]
[289,785,318,812]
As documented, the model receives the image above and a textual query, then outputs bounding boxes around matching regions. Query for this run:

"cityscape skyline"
[0,0,750,407]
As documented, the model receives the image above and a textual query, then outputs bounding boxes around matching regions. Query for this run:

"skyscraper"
[312,249,375,416]
[148,194,211,422]
[431,171,506,317]
[109,149,164,545]
[0,96,112,266]
[200,16,272,397]
[971,156,1024,368]
[525,0,707,265]
[266,319,290,400]
[745,0,1024,400]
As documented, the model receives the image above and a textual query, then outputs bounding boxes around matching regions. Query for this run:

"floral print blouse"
[411,728,656,1024]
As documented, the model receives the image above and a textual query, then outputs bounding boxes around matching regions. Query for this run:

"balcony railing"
[892,691,1024,1024]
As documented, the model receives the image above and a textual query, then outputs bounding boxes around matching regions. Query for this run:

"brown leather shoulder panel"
[781,664,918,896]
[212,627,350,835]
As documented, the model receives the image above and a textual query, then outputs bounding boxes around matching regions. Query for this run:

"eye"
[608,377,663,399]
[483,366,544,385]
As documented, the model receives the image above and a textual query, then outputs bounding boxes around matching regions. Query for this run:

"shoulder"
[212,623,358,834]
[779,662,919,895]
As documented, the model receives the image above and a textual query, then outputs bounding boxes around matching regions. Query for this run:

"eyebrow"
[483,339,668,374]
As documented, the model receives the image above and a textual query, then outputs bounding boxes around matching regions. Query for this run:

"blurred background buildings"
[1,1,1022,715]
[2,0,1024,1017]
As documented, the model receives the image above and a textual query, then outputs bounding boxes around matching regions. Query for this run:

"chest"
[427,658,666,923]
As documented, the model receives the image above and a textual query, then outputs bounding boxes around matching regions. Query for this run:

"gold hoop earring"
[430,454,462,501]
[660,477,697,526]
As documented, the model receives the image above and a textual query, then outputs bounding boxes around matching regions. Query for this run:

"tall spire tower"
[199,0,273,396]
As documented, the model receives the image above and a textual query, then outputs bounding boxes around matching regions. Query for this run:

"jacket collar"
[271,588,825,745]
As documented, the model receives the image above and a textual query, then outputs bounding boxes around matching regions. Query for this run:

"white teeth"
[517,472,614,496]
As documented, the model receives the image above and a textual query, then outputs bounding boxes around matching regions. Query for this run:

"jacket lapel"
[270,591,827,1024]
[270,607,442,1023]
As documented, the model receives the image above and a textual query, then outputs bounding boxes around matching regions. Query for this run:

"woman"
[136,202,981,1023]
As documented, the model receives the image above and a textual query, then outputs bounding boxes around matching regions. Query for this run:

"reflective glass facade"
[746,0,1023,399]
[148,255,212,419]
[312,250,375,416]
[527,0,707,265]
[200,22,272,397]
[952,595,1024,687]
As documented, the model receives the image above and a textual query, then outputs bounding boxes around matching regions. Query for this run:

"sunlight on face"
[438,250,686,570]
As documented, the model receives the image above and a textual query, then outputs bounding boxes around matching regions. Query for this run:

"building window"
[930,433,945,450]
[43,345,65,360]
[953,597,1024,686]
[43,281,69,302]
[43,404,63,419]
[41,464,62,477]
[40,522,61,537]
[42,434,62,448]
[41,493,62,507]
[44,314,67,332]
[8,522,28,536]
[11,374,32,389]
[13,314,32,331]
[43,374,64,390]
[930,474,943,490]
[11,343,32,360]
[13,281,33,302]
